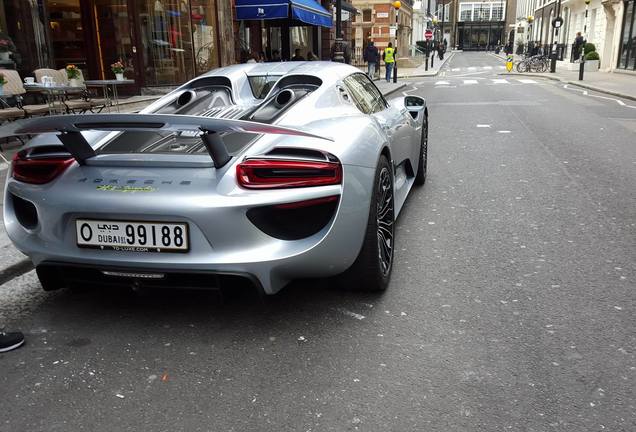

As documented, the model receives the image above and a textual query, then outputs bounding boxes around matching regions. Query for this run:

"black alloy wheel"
[339,155,394,292]
[415,116,428,186]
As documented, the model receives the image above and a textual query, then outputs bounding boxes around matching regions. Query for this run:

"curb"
[497,71,636,102]
[0,258,33,286]
[382,83,407,97]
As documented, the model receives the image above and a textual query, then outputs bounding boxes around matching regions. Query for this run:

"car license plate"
[76,219,189,253]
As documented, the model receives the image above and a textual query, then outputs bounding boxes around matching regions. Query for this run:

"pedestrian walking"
[0,330,24,353]
[383,43,396,82]
[363,41,379,79]
[572,32,584,61]
[437,41,445,60]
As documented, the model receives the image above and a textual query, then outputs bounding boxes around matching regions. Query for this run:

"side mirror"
[404,95,425,119]
[404,95,425,110]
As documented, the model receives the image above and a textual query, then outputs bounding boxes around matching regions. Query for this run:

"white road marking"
[435,80,451,85]
[477,124,491,128]
[483,66,493,70]
[0,162,7,172]
[452,71,488,77]
[451,68,460,71]
[498,66,506,69]
[563,84,636,109]
[464,79,478,85]
[498,130,511,134]
[517,79,537,84]
[467,67,477,70]
[492,79,508,84]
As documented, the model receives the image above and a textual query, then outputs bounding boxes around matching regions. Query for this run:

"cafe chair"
[34,68,92,114]
[57,68,107,113]
[0,69,50,117]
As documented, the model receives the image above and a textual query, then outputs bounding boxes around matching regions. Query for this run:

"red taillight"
[12,152,75,185]
[236,159,342,189]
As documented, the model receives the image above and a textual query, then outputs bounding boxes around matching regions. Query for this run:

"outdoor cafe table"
[23,83,86,115]
[83,79,134,113]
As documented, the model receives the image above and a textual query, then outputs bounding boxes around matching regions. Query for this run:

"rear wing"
[0,114,332,168]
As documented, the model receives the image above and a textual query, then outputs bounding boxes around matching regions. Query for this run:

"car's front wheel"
[414,116,428,186]
[339,155,394,292]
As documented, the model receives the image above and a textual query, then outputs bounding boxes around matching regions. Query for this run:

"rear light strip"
[12,152,75,185]
[236,158,342,189]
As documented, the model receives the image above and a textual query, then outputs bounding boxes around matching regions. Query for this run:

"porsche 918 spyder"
[1,62,428,295]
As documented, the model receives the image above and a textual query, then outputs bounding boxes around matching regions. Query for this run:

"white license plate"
[76,219,189,253]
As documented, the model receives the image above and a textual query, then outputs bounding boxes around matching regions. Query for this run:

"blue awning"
[235,0,332,27]
[290,0,332,27]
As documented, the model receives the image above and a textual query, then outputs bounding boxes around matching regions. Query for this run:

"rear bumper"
[4,164,376,294]
[36,262,264,294]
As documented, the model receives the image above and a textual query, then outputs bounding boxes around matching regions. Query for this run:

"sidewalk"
[489,52,636,101]
[375,80,407,97]
[396,51,455,78]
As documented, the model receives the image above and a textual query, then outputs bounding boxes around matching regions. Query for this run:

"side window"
[343,73,387,114]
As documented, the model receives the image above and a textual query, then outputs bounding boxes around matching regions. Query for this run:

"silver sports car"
[1,62,428,295]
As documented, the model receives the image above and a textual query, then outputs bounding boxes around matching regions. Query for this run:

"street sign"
[425,29,433,40]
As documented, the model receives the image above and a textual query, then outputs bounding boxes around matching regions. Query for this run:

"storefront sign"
[377,12,389,18]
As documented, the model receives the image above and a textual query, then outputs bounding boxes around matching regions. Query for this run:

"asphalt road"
[1,52,634,432]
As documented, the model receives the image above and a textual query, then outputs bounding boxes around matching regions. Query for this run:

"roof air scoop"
[275,89,295,108]
[177,90,196,107]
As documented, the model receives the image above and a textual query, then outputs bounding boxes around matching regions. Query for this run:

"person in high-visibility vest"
[383,43,396,83]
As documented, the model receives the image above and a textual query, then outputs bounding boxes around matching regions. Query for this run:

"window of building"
[474,4,490,21]
[460,4,472,21]
[491,3,504,21]
[363,9,372,22]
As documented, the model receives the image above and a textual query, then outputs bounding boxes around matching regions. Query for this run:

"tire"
[516,61,527,73]
[338,155,394,292]
[414,115,428,186]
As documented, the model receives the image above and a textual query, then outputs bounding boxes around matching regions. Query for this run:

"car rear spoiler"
[0,114,332,168]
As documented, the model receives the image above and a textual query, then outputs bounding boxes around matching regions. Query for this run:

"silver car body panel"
[2,62,426,294]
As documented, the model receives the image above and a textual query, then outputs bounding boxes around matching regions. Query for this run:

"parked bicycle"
[515,54,550,73]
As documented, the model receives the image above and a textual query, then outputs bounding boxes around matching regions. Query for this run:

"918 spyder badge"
[96,185,156,193]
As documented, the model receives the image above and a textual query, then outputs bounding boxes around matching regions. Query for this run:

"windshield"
[248,75,282,99]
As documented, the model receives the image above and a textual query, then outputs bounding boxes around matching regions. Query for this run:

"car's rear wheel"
[414,116,428,186]
[339,155,394,292]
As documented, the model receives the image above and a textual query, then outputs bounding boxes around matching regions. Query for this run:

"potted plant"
[0,73,7,95]
[111,60,125,81]
[66,64,81,87]
[585,50,600,71]
[0,39,12,61]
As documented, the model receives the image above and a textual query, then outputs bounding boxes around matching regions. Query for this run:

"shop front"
[618,0,636,70]
[235,0,332,61]
[456,21,505,50]
[0,0,230,94]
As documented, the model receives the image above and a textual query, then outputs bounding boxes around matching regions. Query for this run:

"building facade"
[0,0,235,94]
[352,0,414,63]
[234,0,354,63]
[515,0,633,72]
